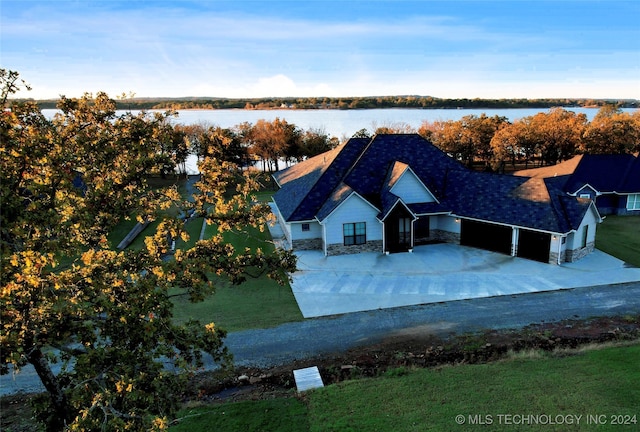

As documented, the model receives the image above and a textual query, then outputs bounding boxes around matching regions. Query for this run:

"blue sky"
[2,1,639,99]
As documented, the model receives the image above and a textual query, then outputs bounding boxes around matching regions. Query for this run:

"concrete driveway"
[290,244,640,318]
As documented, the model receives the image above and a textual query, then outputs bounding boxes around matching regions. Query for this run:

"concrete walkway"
[265,210,640,318]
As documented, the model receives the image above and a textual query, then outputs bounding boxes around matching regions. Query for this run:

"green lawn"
[596,215,640,267]
[172,343,640,432]
[171,399,309,432]
[105,179,302,332]
[171,222,303,332]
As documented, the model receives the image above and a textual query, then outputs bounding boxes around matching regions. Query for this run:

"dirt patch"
[184,314,640,405]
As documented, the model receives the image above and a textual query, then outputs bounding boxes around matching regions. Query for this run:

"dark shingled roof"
[620,156,640,193]
[443,170,590,233]
[272,138,369,221]
[515,154,640,195]
[564,154,637,194]
[273,134,595,234]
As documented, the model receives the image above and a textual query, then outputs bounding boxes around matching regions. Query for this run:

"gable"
[575,184,598,197]
[344,134,464,204]
[390,166,437,204]
[323,192,379,222]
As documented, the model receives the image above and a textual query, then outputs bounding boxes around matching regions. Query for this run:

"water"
[140,107,639,141]
[41,107,636,174]
[42,107,636,142]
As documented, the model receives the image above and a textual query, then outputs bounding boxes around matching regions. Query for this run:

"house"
[514,154,640,216]
[272,134,601,264]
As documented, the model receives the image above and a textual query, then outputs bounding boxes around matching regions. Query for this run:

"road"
[3,281,639,396]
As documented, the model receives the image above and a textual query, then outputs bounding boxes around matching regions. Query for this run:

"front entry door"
[386,206,413,253]
[398,217,411,249]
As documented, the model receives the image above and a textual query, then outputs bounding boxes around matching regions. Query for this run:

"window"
[627,194,640,211]
[579,193,591,199]
[343,222,366,246]
[301,223,310,232]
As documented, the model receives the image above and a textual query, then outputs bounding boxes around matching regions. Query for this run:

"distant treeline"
[18,96,640,111]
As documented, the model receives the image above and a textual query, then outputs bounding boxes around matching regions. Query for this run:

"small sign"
[293,366,324,392]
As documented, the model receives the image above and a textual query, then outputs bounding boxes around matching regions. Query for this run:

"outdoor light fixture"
[455,218,460,223]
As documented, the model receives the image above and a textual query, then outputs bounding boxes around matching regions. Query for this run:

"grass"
[171,343,640,432]
[171,399,309,432]
[171,219,303,332]
[596,215,640,267]
[104,177,302,331]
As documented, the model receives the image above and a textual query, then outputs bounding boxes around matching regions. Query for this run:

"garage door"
[460,219,512,255]
[517,229,551,263]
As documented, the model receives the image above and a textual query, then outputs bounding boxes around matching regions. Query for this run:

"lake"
[43,107,637,142]
[41,106,637,174]
[144,107,638,141]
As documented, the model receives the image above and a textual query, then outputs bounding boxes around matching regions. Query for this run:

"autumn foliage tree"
[1,70,296,431]
[245,118,301,172]
[582,104,640,154]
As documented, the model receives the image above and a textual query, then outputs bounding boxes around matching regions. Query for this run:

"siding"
[567,207,598,250]
[290,221,322,241]
[323,194,382,245]
[391,170,436,204]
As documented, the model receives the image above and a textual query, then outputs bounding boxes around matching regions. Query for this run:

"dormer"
[387,161,438,204]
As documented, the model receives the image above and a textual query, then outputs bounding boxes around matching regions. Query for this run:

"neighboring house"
[514,154,640,216]
[272,134,601,264]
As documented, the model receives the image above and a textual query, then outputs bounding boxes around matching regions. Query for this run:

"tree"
[178,123,248,167]
[528,108,587,165]
[372,121,415,135]
[301,127,337,158]
[490,122,522,172]
[1,70,296,431]
[351,128,371,138]
[582,104,640,154]
[245,118,301,172]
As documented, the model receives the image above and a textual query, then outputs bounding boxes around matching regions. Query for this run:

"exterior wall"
[595,194,620,216]
[565,207,599,262]
[430,215,461,244]
[593,193,640,216]
[565,241,595,262]
[289,221,323,250]
[292,238,323,250]
[323,194,383,246]
[549,249,566,265]
[326,240,383,256]
[548,235,566,265]
[291,221,322,240]
[273,204,293,249]
[618,194,640,216]
[391,171,436,204]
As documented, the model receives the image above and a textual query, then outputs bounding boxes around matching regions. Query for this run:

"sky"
[1,0,639,100]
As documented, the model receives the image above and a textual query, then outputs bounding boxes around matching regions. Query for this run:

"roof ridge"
[288,137,369,220]
[340,135,376,188]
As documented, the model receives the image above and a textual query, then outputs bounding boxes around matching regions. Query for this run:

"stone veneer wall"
[548,249,566,265]
[291,238,323,251]
[565,242,595,263]
[326,240,383,256]
[431,229,461,244]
